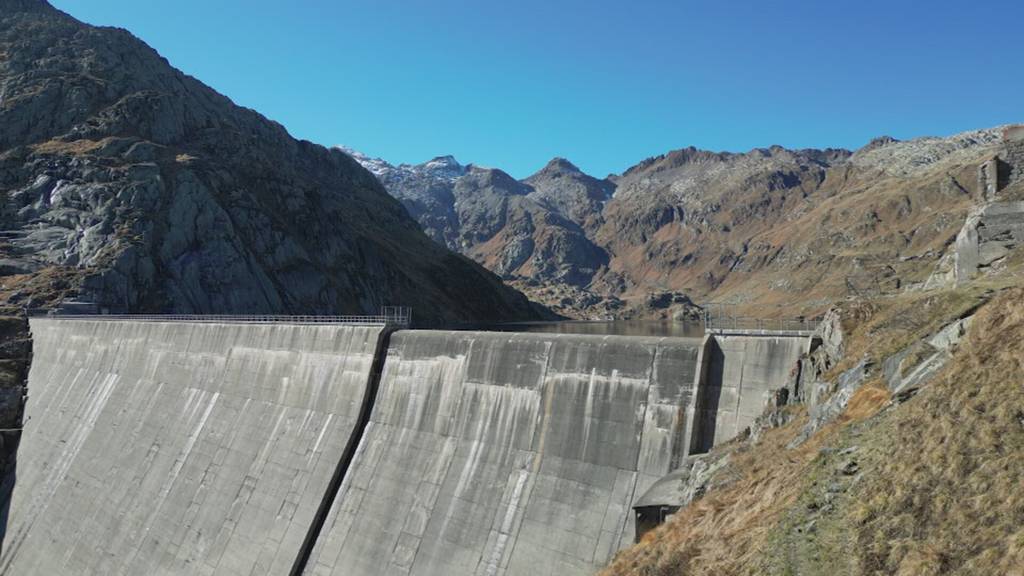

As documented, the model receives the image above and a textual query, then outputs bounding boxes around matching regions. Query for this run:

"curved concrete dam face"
[304,331,702,576]
[2,319,384,576]
[2,321,804,575]
[693,335,808,453]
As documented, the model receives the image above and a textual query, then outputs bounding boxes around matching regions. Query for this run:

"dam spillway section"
[0,315,810,575]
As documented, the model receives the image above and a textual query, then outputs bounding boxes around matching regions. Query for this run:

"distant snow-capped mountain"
[335,147,468,182]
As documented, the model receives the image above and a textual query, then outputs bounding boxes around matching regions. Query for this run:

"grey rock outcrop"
[883,316,972,400]
[789,313,972,448]
[523,157,613,230]
[917,127,1024,290]
[343,151,610,288]
[953,201,1024,285]
[791,307,845,405]
[0,1,540,325]
[0,310,30,488]
[793,359,872,446]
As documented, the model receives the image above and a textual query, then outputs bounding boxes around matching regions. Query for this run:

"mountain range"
[344,128,1006,319]
[0,0,1014,327]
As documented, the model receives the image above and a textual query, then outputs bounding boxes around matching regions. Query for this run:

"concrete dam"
[0,318,808,575]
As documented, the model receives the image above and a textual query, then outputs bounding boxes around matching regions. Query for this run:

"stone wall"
[977,126,1024,200]
[978,156,1001,201]
[1004,126,1024,189]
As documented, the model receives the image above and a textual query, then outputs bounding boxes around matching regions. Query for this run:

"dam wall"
[303,331,702,576]
[2,319,807,575]
[692,334,807,453]
[1,318,385,576]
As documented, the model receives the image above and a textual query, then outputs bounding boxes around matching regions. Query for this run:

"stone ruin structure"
[979,125,1024,200]
[955,126,1024,284]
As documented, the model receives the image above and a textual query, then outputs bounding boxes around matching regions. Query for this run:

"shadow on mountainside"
[0,311,31,558]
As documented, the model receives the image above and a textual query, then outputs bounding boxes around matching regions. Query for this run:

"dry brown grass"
[601,382,893,576]
[31,138,106,156]
[0,265,91,309]
[826,286,993,379]
[602,411,832,576]
[603,285,1023,576]
[841,380,890,422]
[846,287,1024,575]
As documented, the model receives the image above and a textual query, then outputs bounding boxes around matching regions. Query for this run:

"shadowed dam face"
[1,319,384,576]
[303,331,702,576]
[693,335,808,453]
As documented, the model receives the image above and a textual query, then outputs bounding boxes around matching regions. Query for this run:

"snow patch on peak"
[334,146,393,178]
[418,155,467,180]
[335,146,467,182]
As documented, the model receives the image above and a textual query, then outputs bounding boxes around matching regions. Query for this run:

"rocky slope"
[0,0,541,326]
[348,129,1005,319]
[342,150,611,291]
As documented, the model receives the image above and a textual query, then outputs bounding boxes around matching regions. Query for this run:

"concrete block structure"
[1005,125,1024,187]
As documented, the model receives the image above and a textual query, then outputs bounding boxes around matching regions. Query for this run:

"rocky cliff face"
[0,0,541,325]
[0,307,29,491]
[343,150,610,289]
[350,128,1004,319]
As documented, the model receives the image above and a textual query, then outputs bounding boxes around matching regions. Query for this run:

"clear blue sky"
[51,0,1023,178]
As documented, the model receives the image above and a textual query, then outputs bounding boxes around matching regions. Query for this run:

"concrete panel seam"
[291,327,395,576]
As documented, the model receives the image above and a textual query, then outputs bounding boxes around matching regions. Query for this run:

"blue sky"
[52,0,1023,178]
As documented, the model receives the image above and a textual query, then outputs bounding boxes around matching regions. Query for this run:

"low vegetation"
[844,287,1024,575]
[602,283,1024,576]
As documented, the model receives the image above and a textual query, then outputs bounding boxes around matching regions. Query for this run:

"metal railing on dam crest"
[703,302,820,337]
[27,305,413,328]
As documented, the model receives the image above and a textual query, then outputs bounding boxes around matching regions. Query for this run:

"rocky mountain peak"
[420,155,466,179]
[0,3,541,324]
[344,125,1009,320]
[537,157,582,175]
[425,154,459,166]
[861,135,900,152]
[849,127,1003,176]
[460,165,529,194]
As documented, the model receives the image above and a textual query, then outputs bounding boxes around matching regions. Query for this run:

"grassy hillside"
[602,281,1024,575]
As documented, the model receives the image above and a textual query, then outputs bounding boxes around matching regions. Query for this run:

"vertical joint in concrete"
[289,326,397,576]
